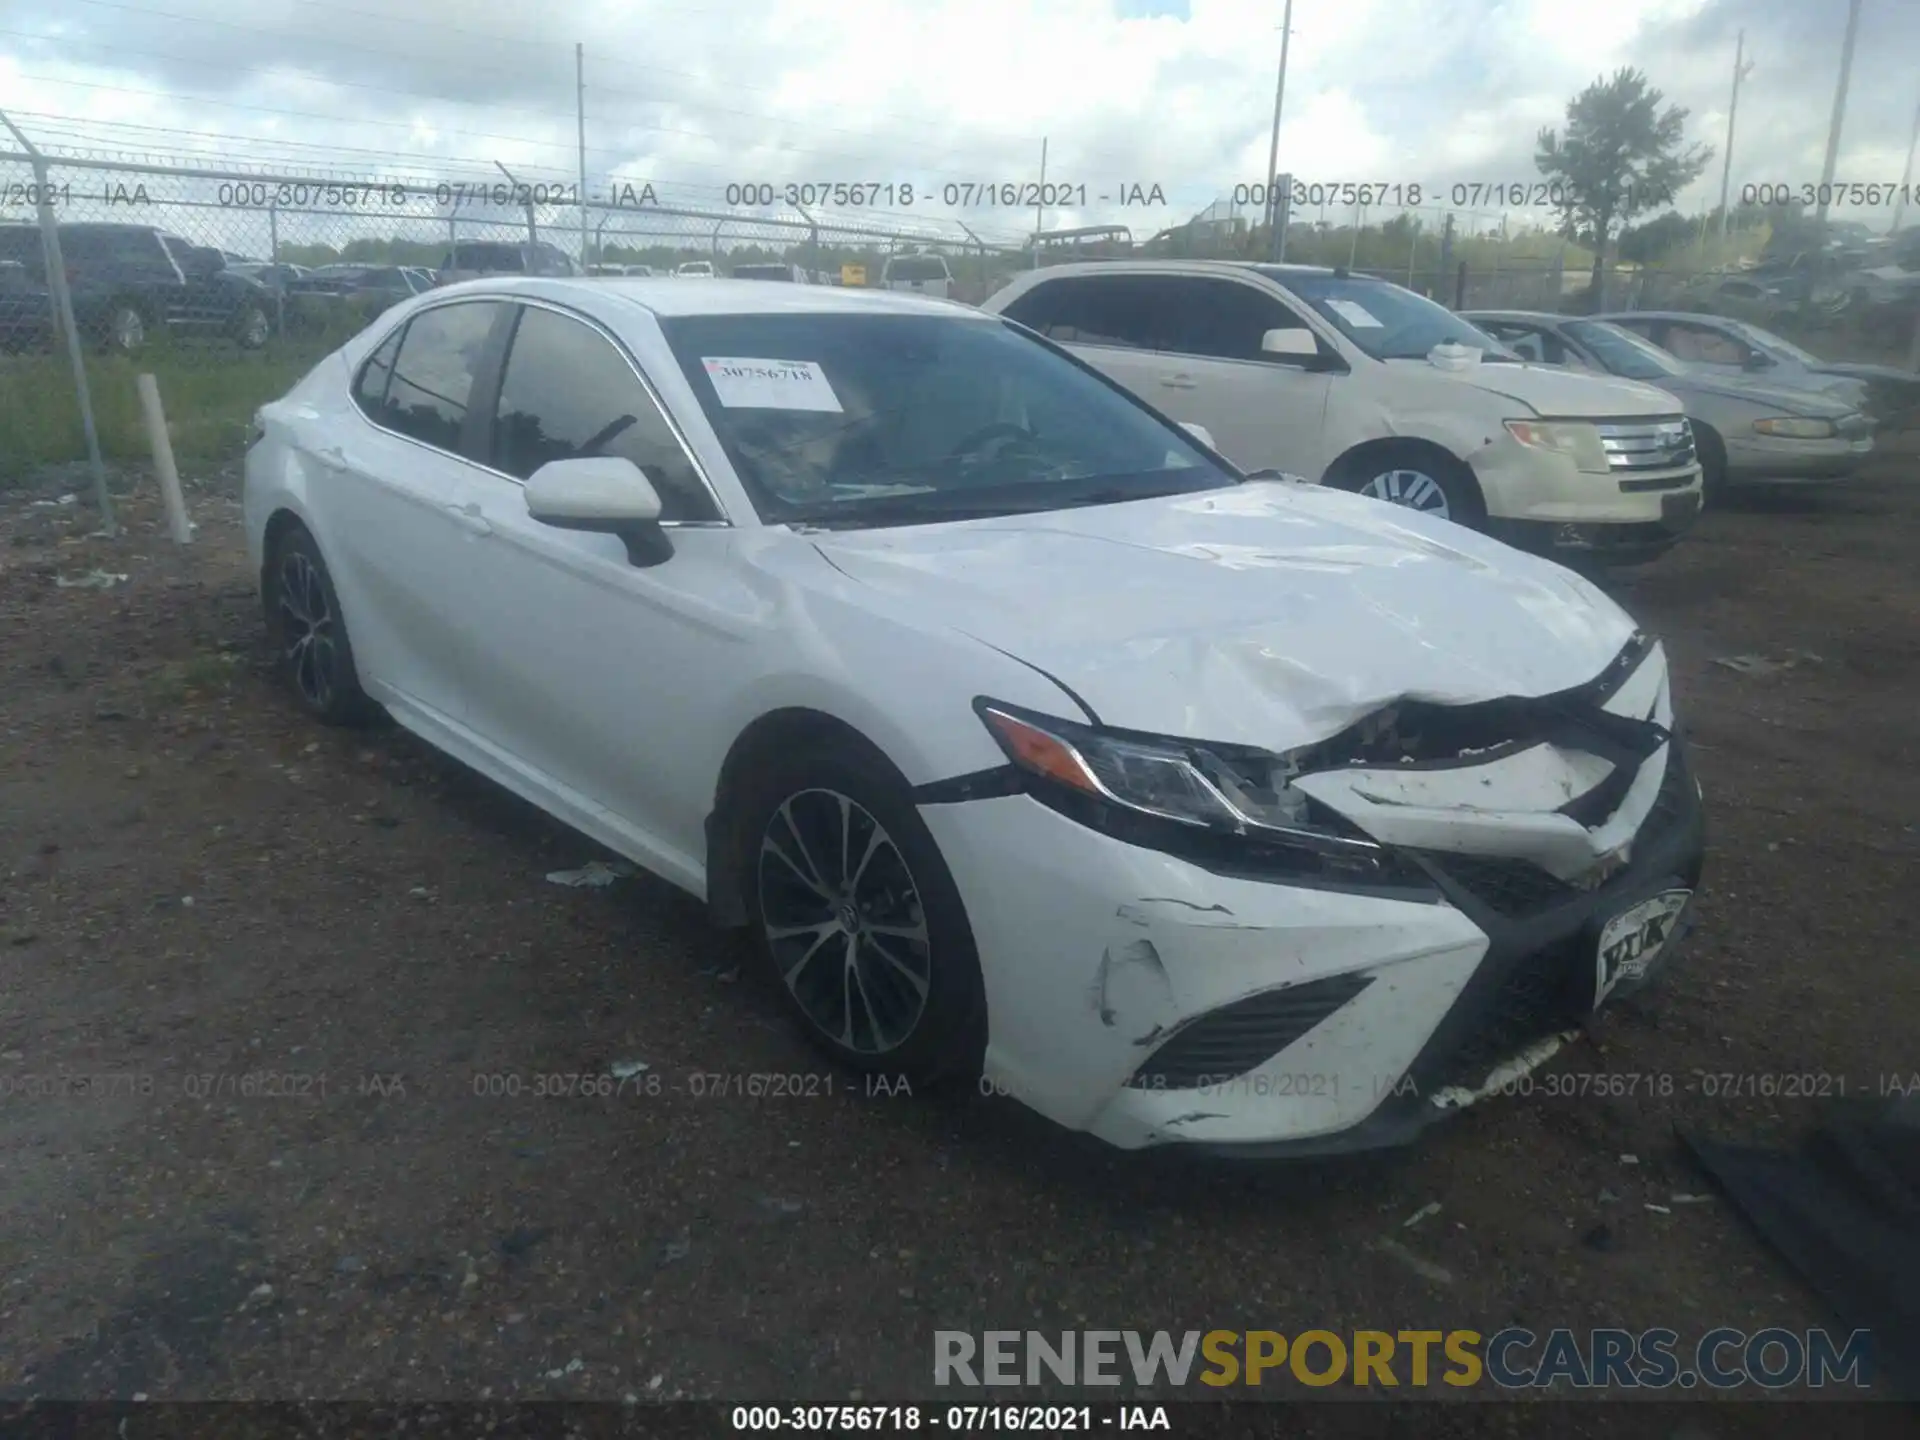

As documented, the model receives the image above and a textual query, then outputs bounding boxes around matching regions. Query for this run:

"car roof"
[1016,259,1337,281]
[428,274,976,318]
[1593,310,1736,324]
[1461,309,1565,323]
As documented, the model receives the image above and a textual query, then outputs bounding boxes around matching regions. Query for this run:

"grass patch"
[0,340,335,485]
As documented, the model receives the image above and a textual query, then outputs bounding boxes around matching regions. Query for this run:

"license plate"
[1594,889,1691,1008]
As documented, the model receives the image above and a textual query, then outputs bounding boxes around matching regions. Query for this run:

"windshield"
[1265,271,1511,361]
[1563,320,1687,380]
[1733,322,1824,367]
[660,312,1236,527]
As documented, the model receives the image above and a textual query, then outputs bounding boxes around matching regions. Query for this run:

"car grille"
[1125,972,1374,1090]
[1426,851,1574,918]
[1597,417,1696,472]
[1429,935,1591,1090]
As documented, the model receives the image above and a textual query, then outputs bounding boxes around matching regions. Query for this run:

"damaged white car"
[244,277,1706,1155]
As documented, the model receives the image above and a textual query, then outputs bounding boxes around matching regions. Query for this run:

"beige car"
[1467,311,1874,495]
[984,261,1704,565]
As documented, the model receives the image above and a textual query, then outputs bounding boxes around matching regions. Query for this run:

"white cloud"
[0,0,1912,241]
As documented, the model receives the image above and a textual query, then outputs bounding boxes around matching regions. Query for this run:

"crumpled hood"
[1384,358,1683,418]
[812,482,1638,751]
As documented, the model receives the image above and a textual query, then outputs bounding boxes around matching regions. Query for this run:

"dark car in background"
[288,264,433,307]
[226,261,314,295]
[0,222,273,352]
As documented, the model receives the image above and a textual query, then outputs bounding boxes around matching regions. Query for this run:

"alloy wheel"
[756,788,932,1054]
[111,307,145,351]
[277,549,337,710]
[1360,467,1451,518]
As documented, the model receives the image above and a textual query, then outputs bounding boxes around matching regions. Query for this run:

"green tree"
[1536,68,1712,308]
[1617,209,1695,264]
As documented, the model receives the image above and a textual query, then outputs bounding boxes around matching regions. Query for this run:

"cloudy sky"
[0,0,1915,243]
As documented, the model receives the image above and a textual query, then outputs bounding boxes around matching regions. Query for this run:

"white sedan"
[244,277,1706,1155]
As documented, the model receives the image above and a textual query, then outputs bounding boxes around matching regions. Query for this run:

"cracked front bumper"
[917,658,1707,1155]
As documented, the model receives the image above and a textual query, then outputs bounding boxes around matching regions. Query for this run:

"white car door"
[318,298,512,725]
[1150,274,1334,474]
[432,300,746,874]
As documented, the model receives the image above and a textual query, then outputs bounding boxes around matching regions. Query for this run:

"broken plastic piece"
[610,1059,649,1080]
[54,570,130,589]
[545,860,635,888]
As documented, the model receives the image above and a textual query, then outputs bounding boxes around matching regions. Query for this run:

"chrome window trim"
[347,292,734,527]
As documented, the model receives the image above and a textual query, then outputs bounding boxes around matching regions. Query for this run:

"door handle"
[1160,373,1197,390]
[445,502,493,537]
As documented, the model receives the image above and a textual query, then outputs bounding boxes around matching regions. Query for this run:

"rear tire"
[739,741,986,1084]
[266,525,379,726]
[1329,443,1485,529]
[104,302,147,354]
[234,303,270,349]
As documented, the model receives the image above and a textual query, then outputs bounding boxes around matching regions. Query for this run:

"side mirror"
[1260,328,1320,361]
[525,456,673,566]
[1179,421,1216,450]
[1742,350,1773,371]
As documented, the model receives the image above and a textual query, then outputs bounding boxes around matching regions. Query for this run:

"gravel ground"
[0,452,1916,1427]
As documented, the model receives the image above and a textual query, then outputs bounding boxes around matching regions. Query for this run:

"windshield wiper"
[782,490,1036,530]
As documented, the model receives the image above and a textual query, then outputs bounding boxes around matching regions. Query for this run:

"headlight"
[1504,419,1611,473]
[975,700,1417,886]
[1753,416,1838,439]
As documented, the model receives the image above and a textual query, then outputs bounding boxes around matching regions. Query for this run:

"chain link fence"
[0,147,1030,486]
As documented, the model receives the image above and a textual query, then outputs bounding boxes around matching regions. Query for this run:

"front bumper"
[1489,489,1702,566]
[1724,434,1874,483]
[1470,434,1702,563]
[920,711,1706,1155]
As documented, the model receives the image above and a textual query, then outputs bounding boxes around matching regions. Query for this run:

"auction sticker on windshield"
[702,357,844,412]
[1594,889,1691,1008]
[1325,299,1383,328]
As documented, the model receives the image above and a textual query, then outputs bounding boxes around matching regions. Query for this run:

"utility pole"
[1263,0,1295,261]
[1894,95,1920,235]
[1717,31,1755,242]
[1814,0,1864,229]
[576,43,590,269]
[1033,137,1047,268]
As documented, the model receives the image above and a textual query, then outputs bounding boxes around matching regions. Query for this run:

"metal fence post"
[0,117,116,530]
[268,198,283,336]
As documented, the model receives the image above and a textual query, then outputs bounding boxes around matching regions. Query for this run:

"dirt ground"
[1,449,1916,1426]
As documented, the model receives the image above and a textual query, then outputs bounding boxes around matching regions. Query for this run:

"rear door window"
[360,301,504,453]
[1001,275,1169,350]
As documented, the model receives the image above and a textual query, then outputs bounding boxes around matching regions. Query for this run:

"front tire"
[105,303,147,354]
[1693,423,1729,502]
[1330,443,1484,528]
[267,526,378,726]
[741,742,986,1083]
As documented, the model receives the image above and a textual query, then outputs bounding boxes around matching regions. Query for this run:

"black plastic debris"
[1683,1096,1920,1400]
